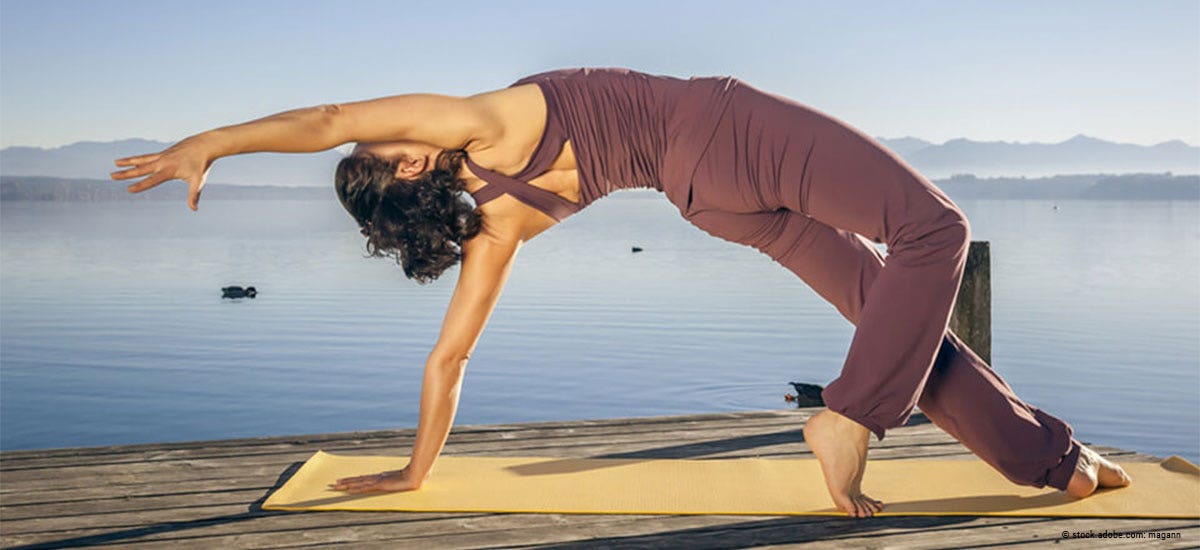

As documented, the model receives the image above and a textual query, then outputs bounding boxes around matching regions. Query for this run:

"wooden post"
[948,240,991,365]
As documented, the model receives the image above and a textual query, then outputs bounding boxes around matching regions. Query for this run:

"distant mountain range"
[0,176,334,202]
[0,135,1195,186]
[0,138,345,187]
[878,134,1198,178]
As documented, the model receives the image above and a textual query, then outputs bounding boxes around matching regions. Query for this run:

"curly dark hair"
[334,148,483,284]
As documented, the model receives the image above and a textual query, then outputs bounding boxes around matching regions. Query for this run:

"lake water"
[2,192,1197,465]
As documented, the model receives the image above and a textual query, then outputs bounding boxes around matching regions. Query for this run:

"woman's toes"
[835,491,884,518]
[857,495,876,516]
[855,496,870,517]
[834,494,858,517]
[1098,461,1133,487]
[853,498,868,517]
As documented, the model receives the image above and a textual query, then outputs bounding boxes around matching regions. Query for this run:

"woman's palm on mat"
[329,466,423,494]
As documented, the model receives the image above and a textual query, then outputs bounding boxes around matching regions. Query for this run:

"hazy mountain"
[0,176,334,202]
[875,136,935,158]
[933,173,1198,200]
[1,134,1196,186]
[876,134,1199,179]
[0,138,346,187]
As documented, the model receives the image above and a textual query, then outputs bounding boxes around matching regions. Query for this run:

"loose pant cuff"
[827,406,887,442]
[1042,437,1083,491]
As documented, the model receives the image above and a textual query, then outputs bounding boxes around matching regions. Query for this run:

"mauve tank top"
[464,67,741,222]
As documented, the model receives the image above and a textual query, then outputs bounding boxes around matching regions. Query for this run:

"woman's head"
[334,141,482,284]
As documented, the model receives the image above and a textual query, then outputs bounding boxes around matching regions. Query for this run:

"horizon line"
[1,133,1197,151]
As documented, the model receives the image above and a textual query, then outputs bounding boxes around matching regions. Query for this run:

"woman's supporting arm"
[404,226,523,481]
[328,207,527,494]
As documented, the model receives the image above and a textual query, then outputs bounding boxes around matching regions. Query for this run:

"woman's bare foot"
[1066,444,1133,498]
[803,408,883,518]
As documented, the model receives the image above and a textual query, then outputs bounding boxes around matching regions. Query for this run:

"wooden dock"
[2,408,1197,549]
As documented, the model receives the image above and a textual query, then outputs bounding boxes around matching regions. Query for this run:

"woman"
[110,67,1131,518]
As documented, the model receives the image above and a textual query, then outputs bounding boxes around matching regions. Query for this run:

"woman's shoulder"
[467,85,547,167]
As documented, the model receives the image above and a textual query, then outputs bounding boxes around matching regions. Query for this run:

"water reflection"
[1,193,1196,463]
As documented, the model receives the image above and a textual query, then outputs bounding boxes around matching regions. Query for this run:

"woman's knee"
[943,207,972,252]
[889,207,970,265]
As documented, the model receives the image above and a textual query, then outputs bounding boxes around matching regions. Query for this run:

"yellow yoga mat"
[262,450,1200,518]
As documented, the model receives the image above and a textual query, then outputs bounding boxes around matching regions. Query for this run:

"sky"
[1,0,1197,149]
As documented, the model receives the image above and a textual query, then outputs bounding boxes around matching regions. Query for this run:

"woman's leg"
[921,329,1081,490]
[763,87,975,444]
[685,207,1080,490]
[681,79,974,442]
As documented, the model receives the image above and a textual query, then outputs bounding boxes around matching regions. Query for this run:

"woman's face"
[350,140,444,180]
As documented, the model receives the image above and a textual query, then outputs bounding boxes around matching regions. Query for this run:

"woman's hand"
[110,136,217,211]
[328,465,425,494]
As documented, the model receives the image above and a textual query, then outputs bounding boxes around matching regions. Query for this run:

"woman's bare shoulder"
[466,84,547,163]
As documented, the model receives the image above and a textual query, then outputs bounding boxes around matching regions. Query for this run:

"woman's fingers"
[114,153,162,166]
[330,479,378,492]
[125,171,173,193]
[110,163,157,180]
[111,147,210,210]
[188,181,204,211]
[328,469,419,493]
[329,473,390,492]
[331,474,378,487]
[331,479,367,489]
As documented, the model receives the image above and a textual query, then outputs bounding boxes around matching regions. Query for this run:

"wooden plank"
[339,516,1198,550]
[0,415,945,484]
[0,431,1114,494]
[57,517,1200,550]
[12,409,1141,475]
[0,410,805,462]
[0,410,821,470]
[3,507,1195,550]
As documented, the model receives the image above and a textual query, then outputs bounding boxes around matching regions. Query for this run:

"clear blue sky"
[1,0,1196,148]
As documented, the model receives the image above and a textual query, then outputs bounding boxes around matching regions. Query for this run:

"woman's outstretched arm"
[110,93,499,210]
[194,93,500,158]
[331,224,523,494]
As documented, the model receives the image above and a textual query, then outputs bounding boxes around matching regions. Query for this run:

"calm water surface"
[2,192,1197,464]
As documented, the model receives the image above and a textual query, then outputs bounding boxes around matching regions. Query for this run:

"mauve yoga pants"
[676,80,1082,491]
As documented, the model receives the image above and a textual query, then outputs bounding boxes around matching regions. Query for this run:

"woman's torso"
[458,68,742,237]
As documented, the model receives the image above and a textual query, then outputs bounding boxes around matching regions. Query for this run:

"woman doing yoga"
[110,67,1131,518]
